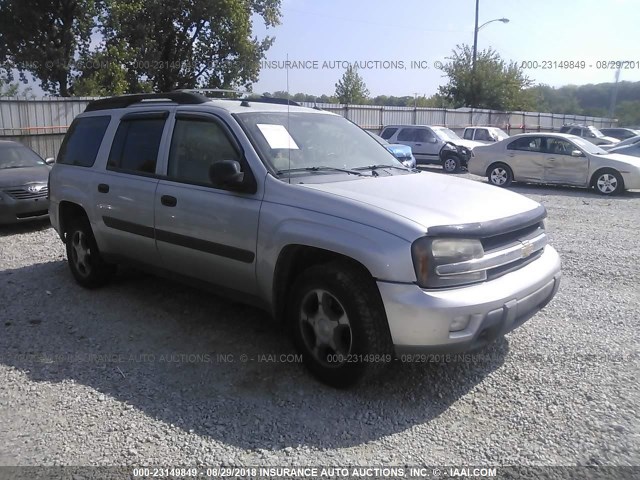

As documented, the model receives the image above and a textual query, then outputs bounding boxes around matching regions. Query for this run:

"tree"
[438,44,533,111]
[335,65,369,104]
[0,0,98,96]
[98,0,281,93]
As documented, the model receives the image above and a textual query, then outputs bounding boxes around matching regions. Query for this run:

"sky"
[250,0,640,97]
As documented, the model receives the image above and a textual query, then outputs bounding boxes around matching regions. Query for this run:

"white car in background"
[469,132,640,195]
[463,126,510,144]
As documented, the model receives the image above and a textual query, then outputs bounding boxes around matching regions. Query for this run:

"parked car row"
[469,133,640,195]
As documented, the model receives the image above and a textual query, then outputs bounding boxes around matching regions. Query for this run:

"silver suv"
[558,124,619,146]
[49,92,561,387]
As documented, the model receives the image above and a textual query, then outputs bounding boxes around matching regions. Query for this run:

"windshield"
[493,128,510,140]
[587,126,605,138]
[571,136,607,154]
[0,143,46,169]
[236,112,404,175]
[433,127,462,142]
[366,131,390,146]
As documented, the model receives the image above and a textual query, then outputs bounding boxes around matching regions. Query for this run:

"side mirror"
[209,160,244,189]
[571,150,584,157]
[45,157,55,165]
[429,138,438,144]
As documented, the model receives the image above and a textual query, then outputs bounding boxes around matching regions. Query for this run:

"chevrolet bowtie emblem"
[521,240,534,258]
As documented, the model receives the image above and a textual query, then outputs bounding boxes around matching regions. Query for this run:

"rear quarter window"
[57,116,111,167]
[380,127,398,140]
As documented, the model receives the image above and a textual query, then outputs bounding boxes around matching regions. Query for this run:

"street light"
[471,0,509,106]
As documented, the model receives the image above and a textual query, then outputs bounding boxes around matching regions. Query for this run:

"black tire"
[65,217,116,288]
[287,261,393,388]
[442,154,461,173]
[592,169,624,195]
[487,163,513,187]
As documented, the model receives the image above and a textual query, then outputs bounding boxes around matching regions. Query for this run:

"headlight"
[411,237,486,288]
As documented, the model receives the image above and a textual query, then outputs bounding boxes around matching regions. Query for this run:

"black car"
[0,141,53,224]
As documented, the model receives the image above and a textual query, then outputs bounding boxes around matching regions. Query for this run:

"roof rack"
[84,92,210,112]
[176,88,300,106]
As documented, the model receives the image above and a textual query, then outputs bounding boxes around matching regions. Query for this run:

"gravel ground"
[0,172,639,468]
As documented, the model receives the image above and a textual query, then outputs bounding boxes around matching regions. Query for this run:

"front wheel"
[593,170,624,195]
[442,155,461,173]
[288,261,393,388]
[66,217,116,288]
[488,163,513,187]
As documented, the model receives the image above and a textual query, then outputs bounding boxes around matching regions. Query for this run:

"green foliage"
[335,65,369,104]
[100,0,281,93]
[0,0,98,96]
[438,44,533,111]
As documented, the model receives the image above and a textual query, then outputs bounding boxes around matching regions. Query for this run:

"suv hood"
[302,172,541,231]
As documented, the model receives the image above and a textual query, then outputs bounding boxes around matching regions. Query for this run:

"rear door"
[505,136,546,182]
[543,137,589,185]
[93,111,168,266]
[153,111,262,295]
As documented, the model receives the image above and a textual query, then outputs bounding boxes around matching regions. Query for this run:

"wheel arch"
[590,167,624,188]
[58,201,90,241]
[272,245,377,324]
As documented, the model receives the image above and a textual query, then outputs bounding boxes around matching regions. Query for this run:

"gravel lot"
[0,171,639,468]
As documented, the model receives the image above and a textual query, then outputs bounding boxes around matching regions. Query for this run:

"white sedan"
[469,133,640,195]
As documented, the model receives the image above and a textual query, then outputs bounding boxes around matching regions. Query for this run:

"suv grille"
[482,221,547,280]
[5,186,49,200]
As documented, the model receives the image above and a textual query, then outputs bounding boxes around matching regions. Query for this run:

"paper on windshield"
[257,124,299,149]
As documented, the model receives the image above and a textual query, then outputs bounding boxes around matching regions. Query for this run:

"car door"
[543,137,589,185]
[415,127,441,161]
[94,111,168,266]
[154,111,262,296]
[505,136,546,182]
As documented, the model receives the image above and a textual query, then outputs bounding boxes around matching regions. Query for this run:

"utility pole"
[472,0,479,107]
[608,67,622,120]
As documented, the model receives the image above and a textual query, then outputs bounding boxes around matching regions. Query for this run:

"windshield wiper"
[354,164,410,172]
[277,166,364,176]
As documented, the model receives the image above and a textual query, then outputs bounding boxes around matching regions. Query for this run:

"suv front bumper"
[378,246,561,354]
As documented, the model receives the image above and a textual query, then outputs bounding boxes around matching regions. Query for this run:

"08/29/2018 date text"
[520,60,639,70]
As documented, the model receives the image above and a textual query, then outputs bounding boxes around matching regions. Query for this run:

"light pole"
[471,0,509,106]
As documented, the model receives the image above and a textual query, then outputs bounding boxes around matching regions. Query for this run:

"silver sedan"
[469,133,640,195]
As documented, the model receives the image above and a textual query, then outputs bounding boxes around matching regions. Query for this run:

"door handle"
[548,157,556,162]
[97,183,109,193]
[161,195,177,207]
[415,143,422,146]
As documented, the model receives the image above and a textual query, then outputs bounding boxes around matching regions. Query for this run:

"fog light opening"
[449,315,471,332]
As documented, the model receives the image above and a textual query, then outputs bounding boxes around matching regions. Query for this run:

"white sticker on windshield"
[257,124,299,150]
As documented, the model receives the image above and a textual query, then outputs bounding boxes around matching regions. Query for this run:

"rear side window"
[463,129,474,140]
[380,127,397,140]
[57,116,111,167]
[108,116,166,174]
[507,137,543,152]
[397,128,417,142]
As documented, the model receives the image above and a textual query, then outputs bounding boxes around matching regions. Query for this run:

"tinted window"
[568,127,582,136]
[108,118,166,174]
[57,116,111,167]
[415,128,435,142]
[463,129,474,140]
[397,128,417,142]
[380,127,397,140]
[507,137,543,152]
[546,138,575,155]
[475,129,491,141]
[168,118,240,185]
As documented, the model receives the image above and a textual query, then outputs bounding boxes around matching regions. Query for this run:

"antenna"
[287,53,291,185]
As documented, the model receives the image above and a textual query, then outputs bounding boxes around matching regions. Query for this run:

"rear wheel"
[487,163,513,187]
[288,261,393,388]
[592,169,624,195]
[66,217,116,288]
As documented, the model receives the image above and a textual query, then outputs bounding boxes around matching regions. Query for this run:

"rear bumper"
[378,246,561,354]
[0,198,49,225]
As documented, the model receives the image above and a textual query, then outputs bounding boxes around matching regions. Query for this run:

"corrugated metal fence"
[0,97,618,159]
